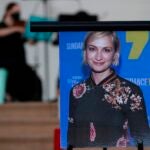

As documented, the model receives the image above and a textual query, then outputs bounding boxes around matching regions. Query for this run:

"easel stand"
[103,147,107,150]
[138,141,143,150]
[30,21,149,150]
[67,142,143,150]
[67,145,108,150]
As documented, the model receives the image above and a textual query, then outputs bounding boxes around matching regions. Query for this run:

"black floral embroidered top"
[67,70,150,148]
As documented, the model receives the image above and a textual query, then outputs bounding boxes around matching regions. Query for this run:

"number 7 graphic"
[126,31,149,59]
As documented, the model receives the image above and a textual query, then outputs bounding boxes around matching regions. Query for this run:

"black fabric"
[68,70,150,147]
[0,22,26,67]
[0,22,42,101]
[6,65,42,101]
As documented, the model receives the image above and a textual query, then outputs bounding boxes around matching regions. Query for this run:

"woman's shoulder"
[116,75,145,111]
[70,79,88,99]
[72,79,88,89]
[116,75,142,92]
[71,79,88,91]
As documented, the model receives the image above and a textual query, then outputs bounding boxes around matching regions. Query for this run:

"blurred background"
[0,0,150,150]
[1,0,150,102]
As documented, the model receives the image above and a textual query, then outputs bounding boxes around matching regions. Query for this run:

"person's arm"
[0,26,24,37]
[126,86,150,145]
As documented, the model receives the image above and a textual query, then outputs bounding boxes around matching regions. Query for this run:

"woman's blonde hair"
[83,31,120,66]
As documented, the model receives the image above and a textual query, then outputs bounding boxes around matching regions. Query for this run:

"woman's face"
[8,5,21,15]
[7,5,21,19]
[85,35,117,73]
[4,4,21,25]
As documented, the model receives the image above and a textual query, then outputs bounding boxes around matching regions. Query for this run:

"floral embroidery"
[130,94,142,111]
[73,83,86,99]
[103,83,116,92]
[102,79,132,110]
[116,136,128,147]
[90,122,96,142]
[116,120,129,147]
[102,79,143,111]
[68,117,74,123]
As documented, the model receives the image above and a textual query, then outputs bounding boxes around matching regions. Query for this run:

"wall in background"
[0,0,150,101]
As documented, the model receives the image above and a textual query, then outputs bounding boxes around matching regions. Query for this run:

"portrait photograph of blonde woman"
[59,31,150,149]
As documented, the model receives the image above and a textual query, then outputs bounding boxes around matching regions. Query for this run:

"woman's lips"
[93,61,105,65]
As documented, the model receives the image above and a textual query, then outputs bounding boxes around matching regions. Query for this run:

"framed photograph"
[31,21,150,149]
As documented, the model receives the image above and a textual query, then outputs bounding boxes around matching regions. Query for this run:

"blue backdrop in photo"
[59,31,150,148]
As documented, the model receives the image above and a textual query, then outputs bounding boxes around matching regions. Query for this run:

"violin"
[13,20,26,27]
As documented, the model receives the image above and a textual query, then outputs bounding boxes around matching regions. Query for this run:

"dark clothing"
[0,22,26,67]
[68,70,150,147]
[6,65,42,101]
[0,22,42,101]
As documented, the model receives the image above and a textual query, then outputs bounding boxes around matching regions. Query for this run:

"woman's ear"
[112,52,120,66]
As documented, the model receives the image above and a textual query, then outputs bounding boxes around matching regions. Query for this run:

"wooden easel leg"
[67,145,73,150]
[138,141,143,150]
[103,147,107,150]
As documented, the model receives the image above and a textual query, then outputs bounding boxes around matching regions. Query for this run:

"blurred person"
[0,2,42,102]
[67,31,150,148]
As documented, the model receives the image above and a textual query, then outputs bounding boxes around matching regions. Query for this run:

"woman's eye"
[103,48,112,53]
[88,47,96,51]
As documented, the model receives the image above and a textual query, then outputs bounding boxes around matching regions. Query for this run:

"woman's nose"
[95,50,102,60]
